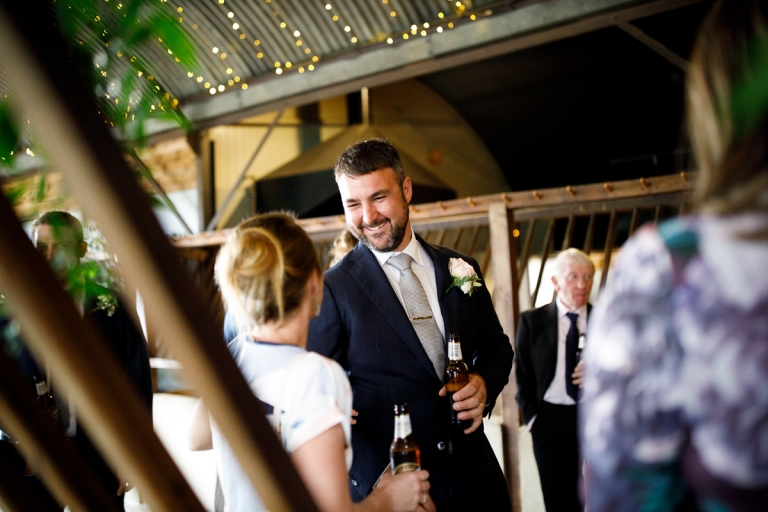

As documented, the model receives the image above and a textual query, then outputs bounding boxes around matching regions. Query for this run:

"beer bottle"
[34,376,60,428]
[390,403,421,474]
[445,332,472,430]
[575,333,586,363]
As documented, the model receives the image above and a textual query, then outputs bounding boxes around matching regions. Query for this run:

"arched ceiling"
[2,0,711,194]
[0,0,707,139]
[131,0,708,137]
[156,0,499,100]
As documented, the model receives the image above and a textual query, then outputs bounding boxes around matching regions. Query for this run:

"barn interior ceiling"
[135,0,710,137]
[1,0,713,196]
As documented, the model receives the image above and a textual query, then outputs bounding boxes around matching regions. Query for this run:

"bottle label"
[35,381,48,396]
[393,462,420,474]
[394,415,413,438]
[448,341,463,361]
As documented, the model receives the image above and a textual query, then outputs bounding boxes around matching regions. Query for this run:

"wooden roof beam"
[618,21,690,71]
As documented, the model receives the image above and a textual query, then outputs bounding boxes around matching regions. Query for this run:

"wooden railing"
[174,172,692,331]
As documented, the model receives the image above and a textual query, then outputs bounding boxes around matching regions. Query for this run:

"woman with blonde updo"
[208,213,434,512]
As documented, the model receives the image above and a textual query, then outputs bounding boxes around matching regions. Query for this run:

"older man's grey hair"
[552,248,594,277]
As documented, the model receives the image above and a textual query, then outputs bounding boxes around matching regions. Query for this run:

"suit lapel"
[541,301,560,387]
[347,244,439,380]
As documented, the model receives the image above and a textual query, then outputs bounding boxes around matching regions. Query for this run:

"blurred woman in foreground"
[581,1,768,511]
[205,213,433,512]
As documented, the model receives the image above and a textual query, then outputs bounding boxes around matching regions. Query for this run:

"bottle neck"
[394,413,413,439]
[448,340,463,361]
[35,380,49,396]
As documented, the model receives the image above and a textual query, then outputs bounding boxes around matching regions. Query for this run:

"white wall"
[152,189,200,235]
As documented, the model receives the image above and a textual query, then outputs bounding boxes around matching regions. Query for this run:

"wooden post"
[531,219,555,307]
[561,215,575,250]
[583,213,596,254]
[488,203,522,512]
[0,3,318,511]
[188,130,211,233]
[599,211,619,292]
[517,220,536,294]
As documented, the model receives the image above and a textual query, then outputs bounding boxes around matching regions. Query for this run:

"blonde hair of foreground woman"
[210,212,435,512]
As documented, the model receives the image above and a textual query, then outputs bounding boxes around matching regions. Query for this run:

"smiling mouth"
[363,220,388,233]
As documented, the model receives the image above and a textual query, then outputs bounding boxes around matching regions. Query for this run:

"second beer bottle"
[34,375,60,428]
[390,403,421,474]
[445,332,472,430]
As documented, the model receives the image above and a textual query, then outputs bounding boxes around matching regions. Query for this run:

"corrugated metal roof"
[0,0,520,149]
[153,0,513,102]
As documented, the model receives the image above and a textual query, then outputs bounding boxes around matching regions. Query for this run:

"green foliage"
[0,0,198,215]
[732,35,768,141]
[33,171,47,203]
[3,182,26,207]
[53,0,196,141]
[82,221,124,292]
[0,101,19,167]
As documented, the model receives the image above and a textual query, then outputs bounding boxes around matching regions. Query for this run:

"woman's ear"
[310,271,324,297]
[308,271,323,317]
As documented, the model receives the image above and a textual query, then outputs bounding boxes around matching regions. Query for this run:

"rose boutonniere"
[445,258,482,296]
[95,293,118,317]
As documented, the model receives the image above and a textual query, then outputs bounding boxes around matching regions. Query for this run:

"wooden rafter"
[618,21,690,71]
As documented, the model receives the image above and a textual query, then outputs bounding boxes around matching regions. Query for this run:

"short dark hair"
[33,211,84,245]
[334,138,405,187]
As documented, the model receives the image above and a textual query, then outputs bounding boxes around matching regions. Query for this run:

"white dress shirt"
[542,297,588,405]
[371,229,446,339]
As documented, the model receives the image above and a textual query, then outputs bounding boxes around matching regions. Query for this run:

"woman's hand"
[187,399,213,451]
[572,361,585,388]
[375,469,433,512]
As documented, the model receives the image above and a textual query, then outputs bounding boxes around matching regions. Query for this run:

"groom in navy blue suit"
[308,139,513,511]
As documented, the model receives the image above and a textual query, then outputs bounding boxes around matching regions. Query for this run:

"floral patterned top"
[581,214,768,512]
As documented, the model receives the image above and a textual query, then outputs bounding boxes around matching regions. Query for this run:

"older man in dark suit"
[307,139,513,511]
[515,248,594,512]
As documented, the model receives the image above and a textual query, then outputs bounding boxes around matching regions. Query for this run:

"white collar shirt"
[542,296,588,405]
[372,229,446,339]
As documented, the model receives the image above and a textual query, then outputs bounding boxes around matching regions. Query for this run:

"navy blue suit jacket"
[307,235,513,511]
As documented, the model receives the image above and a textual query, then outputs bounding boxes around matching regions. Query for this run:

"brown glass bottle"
[34,376,60,428]
[575,333,586,364]
[445,332,472,430]
[390,403,421,474]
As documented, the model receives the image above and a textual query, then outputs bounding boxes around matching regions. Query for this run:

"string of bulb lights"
[51,0,497,131]
[165,0,491,97]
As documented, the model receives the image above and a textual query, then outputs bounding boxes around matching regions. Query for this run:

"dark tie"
[386,253,445,377]
[565,312,579,401]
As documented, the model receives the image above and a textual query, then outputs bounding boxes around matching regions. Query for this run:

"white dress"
[212,337,353,512]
